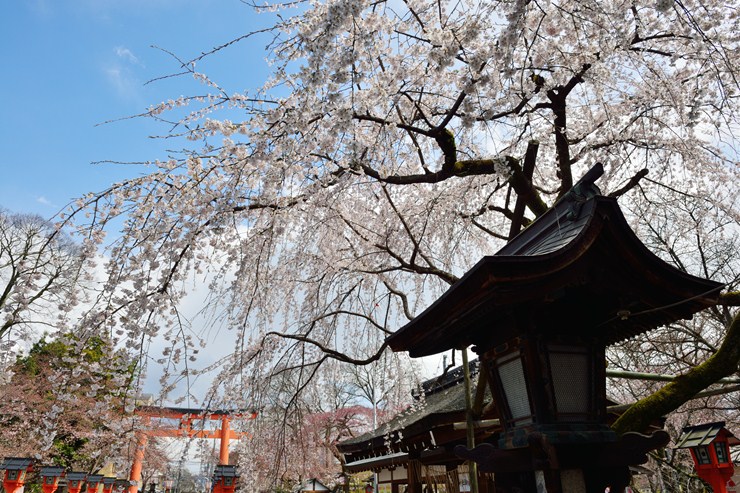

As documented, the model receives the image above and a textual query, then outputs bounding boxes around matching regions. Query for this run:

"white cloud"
[36,196,54,207]
[115,46,141,66]
[103,46,145,102]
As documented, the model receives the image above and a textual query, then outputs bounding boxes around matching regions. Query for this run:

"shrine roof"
[338,379,469,449]
[387,164,724,357]
[338,361,493,452]
[297,479,330,492]
[213,465,239,478]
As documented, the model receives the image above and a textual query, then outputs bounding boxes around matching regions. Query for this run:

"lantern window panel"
[548,345,590,419]
[696,445,712,465]
[715,442,729,463]
[496,351,533,425]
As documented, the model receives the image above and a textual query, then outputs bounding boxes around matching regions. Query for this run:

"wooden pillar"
[477,472,489,493]
[405,460,422,493]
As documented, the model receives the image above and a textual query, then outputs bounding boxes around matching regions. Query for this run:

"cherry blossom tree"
[139,438,173,493]
[344,331,421,433]
[63,0,738,450]
[0,333,137,470]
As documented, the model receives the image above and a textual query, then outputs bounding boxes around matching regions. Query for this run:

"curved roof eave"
[387,196,723,357]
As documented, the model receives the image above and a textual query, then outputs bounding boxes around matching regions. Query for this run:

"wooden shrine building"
[338,361,500,493]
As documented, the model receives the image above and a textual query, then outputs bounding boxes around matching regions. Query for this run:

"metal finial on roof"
[569,162,604,200]
[558,163,604,219]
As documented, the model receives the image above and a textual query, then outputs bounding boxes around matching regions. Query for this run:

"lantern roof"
[0,458,34,471]
[387,164,724,357]
[39,467,65,477]
[113,479,132,488]
[66,472,87,481]
[297,479,330,492]
[213,465,238,478]
[675,421,740,449]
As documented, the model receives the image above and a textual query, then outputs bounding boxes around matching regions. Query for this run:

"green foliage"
[14,332,138,397]
[17,333,107,373]
[52,436,89,469]
[16,337,68,376]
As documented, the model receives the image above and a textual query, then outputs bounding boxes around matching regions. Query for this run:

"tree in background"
[139,438,174,493]
[232,356,409,492]
[59,0,738,483]
[0,333,137,470]
[0,209,91,352]
[345,333,421,433]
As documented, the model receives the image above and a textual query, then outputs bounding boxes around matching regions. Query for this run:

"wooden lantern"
[87,474,105,493]
[387,164,723,492]
[676,422,739,493]
[1,458,34,493]
[101,477,117,493]
[66,472,88,493]
[212,465,239,493]
[39,466,65,493]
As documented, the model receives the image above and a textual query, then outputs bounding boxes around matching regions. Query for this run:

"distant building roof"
[338,360,497,473]
[341,376,475,449]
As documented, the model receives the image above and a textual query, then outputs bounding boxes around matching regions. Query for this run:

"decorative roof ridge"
[414,358,480,399]
[496,163,603,256]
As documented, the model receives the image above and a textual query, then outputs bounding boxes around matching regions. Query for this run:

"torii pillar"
[219,415,231,465]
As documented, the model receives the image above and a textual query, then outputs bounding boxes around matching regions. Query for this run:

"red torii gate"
[129,406,257,493]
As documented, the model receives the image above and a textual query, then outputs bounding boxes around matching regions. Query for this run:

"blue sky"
[1,0,273,218]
